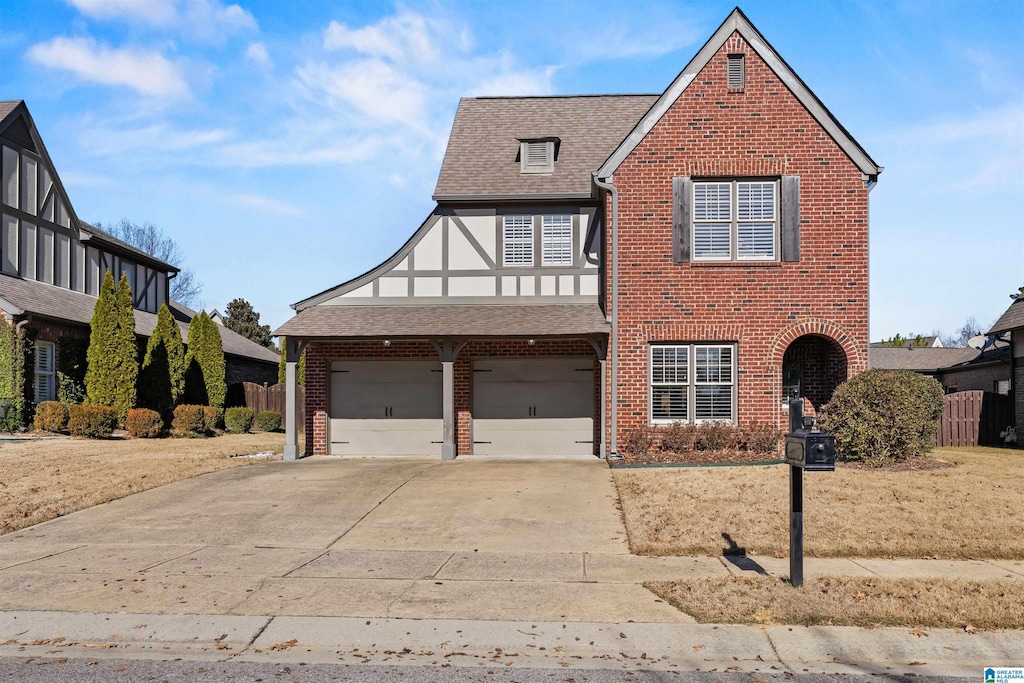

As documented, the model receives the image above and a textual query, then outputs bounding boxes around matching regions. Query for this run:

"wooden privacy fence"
[237,382,304,430]
[936,390,1012,448]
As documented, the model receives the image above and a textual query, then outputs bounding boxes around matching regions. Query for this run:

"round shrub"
[818,369,944,465]
[126,408,163,438]
[660,421,696,452]
[224,407,254,434]
[67,404,117,438]
[34,401,69,433]
[171,404,207,436]
[202,406,222,433]
[256,410,281,433]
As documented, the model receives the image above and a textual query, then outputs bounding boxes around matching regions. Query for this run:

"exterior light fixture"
[527,339,536,346]
[383,340,391,347]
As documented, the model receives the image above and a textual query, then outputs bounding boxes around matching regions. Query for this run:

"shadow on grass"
[721,531,768,574]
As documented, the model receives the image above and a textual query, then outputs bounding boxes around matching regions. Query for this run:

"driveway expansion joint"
[140,545,210,573]
[760,625,792,672]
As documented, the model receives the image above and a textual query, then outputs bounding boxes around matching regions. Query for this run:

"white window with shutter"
[692,180,777,262]
[502,215,533,266]
[650,343,735,425]
[34,340,55,403]
[541,215,572,265]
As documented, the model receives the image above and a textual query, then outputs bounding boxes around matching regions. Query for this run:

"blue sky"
[1,0,1021,339]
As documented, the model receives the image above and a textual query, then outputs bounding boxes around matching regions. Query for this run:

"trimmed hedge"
[224,407,254,434]
[67,404,117,438]
[126,408,163,438]
[819,368,944,465]
[202,406,222,433]
[34,401,69,433]
[256,410,281,432]
[172,404,207,436]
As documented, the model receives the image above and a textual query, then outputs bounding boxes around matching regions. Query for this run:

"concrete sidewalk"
[0,610,1019,678]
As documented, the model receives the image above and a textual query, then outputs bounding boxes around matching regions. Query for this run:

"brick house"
[988,297,1024,429]
[274,9,882,460]
[0,100,278,415]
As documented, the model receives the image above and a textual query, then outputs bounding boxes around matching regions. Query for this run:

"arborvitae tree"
[112,272,139,424]
[141,303,185,415]
[223,298,273,348]
[277,336,306,386]
[185,312,226,408]
[85,271,118,408]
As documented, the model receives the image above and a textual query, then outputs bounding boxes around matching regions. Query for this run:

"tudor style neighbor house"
[0,101,279,410]
[275,9,882,460]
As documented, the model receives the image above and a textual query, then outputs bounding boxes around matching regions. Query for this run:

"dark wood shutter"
[781,175,800,262]
[673,176,692,264]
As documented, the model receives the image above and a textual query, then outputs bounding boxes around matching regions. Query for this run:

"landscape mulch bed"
[610,450,782,466]
[837,455,955,472]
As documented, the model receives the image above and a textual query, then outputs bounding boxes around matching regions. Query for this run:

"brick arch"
[768,319,863,376]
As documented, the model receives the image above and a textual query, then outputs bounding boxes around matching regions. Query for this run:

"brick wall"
[605,31,869,452]
[303,338,599,457]
[225,356,278,386]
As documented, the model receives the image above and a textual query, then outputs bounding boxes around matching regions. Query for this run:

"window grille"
[650,344,735,424]
[541,215,572,265]
[503,216,533,266]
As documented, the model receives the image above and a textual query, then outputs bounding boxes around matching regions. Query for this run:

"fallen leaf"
[909,661,926,666]
[693,644,705,651]
[963,624,976,634]
[909,629,928,638]
[268,639,299,651]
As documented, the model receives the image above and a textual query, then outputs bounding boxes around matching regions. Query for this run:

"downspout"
[593,174,620,459]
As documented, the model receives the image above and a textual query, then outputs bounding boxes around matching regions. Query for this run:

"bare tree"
[940,316,985,348]
[93,219,203,307]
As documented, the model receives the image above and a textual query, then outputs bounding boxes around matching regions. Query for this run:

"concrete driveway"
[0,458,718,623]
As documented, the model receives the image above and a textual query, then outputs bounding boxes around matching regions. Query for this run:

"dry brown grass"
[613,447,1024,559]
[646,575,1024,630]
[0,432,287,535]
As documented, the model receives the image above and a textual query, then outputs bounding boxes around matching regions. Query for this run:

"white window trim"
[692,179,779,263]
[541,214,573,266]
[34,340,56,403]
[502,215,534,267]
[649,343,736,425]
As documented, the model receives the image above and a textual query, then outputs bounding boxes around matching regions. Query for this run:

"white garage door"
[330,360,442,456]
[473,358,595,456]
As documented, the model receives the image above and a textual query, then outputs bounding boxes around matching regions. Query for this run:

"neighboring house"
[868,340,1011,395]
[988,297,1024,428]
[869,335,943,348]
[274,9,882,460]
[0,100,278,407]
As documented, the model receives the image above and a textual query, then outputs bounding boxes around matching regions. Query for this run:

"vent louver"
[0,115,37,153]
[727,54,745,90]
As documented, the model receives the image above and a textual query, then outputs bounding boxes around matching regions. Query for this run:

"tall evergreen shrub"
[85,271,139,424]
[141,303,185,415]
[185,312,226,408]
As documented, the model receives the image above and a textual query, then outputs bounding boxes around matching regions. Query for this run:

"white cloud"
[226,193,302,217]
[79,121,231,156]
[245,41,271,68]
[65,0,256,40]
[323,12,436,64]
[27,37,190,98]
[58,170,120,189]
[296,59,429,131]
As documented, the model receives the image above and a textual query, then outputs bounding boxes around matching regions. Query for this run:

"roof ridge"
[468,93,660,100]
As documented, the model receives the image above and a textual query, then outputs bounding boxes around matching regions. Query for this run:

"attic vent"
[519,138,556,174]
[0,115,37,153]
[727,54,745,90]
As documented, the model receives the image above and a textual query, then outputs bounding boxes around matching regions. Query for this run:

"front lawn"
[613,447,1024,559]
[0,433,286,535]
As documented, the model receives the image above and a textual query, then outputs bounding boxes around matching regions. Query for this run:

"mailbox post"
[784,398,835,587]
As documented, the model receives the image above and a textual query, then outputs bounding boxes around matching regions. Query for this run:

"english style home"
[275,9,882,460]
[0,101,279,407]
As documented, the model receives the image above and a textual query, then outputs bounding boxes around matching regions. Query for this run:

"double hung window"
[692,180,777,261]
[650,343,735,424]
[502,214,573,267]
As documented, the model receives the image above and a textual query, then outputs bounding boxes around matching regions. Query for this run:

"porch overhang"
[272,304,609,340]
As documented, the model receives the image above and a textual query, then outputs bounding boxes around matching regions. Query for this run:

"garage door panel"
[332,360,439,382]
[330,419,442,456]
[473,418,593,456]
[475,359,593,382]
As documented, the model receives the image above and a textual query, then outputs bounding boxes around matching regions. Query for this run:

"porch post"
[284,338,307,461]
[587,338,609,459]
[435,339,465,461]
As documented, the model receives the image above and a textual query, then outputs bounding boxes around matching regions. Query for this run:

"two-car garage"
[328,357,595,457]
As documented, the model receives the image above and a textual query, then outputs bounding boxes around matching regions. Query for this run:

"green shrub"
[202,406,222,432]
[126,408,163,438]
[67,404,117,438]
[224,407,254,433]
[660,421,697,452]
[140,304,185,414]
[34,401,69,432]
[56,337,88,405]
[184,312,226,409]
[740,421,780,455]
[693,421,735,451]
[171,404,208,436]
[256,410,281,433]
[0,321,27,431]
[621,425,653,455]
[85,271,138,425]
[819,369,944,465]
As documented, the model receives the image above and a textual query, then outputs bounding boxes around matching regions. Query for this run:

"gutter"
[592,174,619,459]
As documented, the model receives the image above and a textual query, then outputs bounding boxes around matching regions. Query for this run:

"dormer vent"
[518,137,557,174]
[727,53,745,90]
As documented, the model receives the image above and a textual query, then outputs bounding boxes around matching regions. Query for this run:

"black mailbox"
[784,398,835,471]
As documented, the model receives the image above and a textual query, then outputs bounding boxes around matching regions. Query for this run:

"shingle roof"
[867,346,979,372]
[274,304,609,338]
[988,297,1024,334]
[0,101,20,122]
[0,273,278,363]
[433,95,658,200]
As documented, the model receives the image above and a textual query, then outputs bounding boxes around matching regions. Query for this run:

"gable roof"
[868,346,979,373]
[988,297,1024,334]
[595,8,882,181]
[0,101,177,273]
[0,272,278,364]
[433,94,658,201]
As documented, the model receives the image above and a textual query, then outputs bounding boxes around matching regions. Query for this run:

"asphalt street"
[0,658,976,683]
